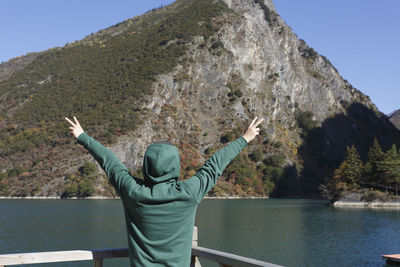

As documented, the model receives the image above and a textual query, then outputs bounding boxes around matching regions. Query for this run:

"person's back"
[118,142,198,266]
[121,180,197,266]
[66,116,263,266]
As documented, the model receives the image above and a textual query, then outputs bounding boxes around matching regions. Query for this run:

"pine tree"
[363,138,385,184]
[342,146,363,186]
[378,144,400,195]
[385,144,399,160]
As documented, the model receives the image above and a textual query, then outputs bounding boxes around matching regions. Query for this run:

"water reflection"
[195,199,400,267]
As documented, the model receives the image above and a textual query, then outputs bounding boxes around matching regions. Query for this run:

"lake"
[1,199,400,267]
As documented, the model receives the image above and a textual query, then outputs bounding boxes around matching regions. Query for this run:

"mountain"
[389,110,400,129]
[1,0,399,198]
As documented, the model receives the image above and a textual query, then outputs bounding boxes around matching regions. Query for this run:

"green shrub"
[79,161,97,176]
[273,142,282,148]
[221,132,234,143]
[296,111,317,133]
[227,89,243,98]
[263,153,286,167]
[249,149,263,162]
[211,41,224,49]
[78,180,94,198]
[15,189,28,197]
[221,129,241,143]
[62,184,78,198]
[233,89,243,97]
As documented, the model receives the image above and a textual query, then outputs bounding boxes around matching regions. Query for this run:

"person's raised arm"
[65,116,132,196]
[184,117,263,203]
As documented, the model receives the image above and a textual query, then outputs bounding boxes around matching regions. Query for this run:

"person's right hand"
[65,116,84,138]
[242,117,264,143]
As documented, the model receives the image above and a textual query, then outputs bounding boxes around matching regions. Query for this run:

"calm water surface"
[1,199,400,267]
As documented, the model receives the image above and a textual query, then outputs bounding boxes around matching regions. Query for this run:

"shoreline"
[0,196,269,200]
[333,200,400,208]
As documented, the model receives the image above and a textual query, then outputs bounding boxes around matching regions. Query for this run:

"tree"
[363,138,385,184]
[329,146,363,198]
[378,144,400,195]
[78,180,95,198]
[342,146,363,185]
[385,144,399,159]
[62,184,78,198]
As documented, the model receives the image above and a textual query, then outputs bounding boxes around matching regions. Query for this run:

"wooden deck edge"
[382,254,400,260]
[382,254,400,265]
[0,248,129,265]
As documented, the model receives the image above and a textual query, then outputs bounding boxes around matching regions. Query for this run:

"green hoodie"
[77,133,247,266]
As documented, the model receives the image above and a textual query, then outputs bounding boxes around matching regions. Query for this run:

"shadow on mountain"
[275,102,400,198]
[271,165,301,197]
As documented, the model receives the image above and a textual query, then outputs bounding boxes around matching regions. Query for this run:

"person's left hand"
[65,116,84,138]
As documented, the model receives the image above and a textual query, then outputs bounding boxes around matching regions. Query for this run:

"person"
[65,116,263,267]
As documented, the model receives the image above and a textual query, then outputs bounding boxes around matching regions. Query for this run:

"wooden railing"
[191,246,282,267]
[0,227,282,267]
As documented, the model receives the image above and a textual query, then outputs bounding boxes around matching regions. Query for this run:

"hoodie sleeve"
[77,133,134,196]
[184,137,248,203]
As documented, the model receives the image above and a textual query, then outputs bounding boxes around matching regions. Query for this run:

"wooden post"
[94,258,103,267]
[191,226,201,267]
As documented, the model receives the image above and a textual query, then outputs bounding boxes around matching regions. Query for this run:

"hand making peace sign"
[242,117,264,143]
[65,116,85,139]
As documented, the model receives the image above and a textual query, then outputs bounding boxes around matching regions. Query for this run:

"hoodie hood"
[142,143,180,184]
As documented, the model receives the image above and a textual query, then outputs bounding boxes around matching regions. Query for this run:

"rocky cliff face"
[107,0,386,187]
[389,110,400,129]
[1,0,399,197]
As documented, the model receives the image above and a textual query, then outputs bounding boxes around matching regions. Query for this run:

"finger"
[249,117,257,128]
[69,127,75,130]
[73,116,79,125]
[254,118,264,127]
[65,117,75,126]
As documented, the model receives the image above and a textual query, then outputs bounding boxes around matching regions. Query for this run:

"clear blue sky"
[1,0,399,114]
